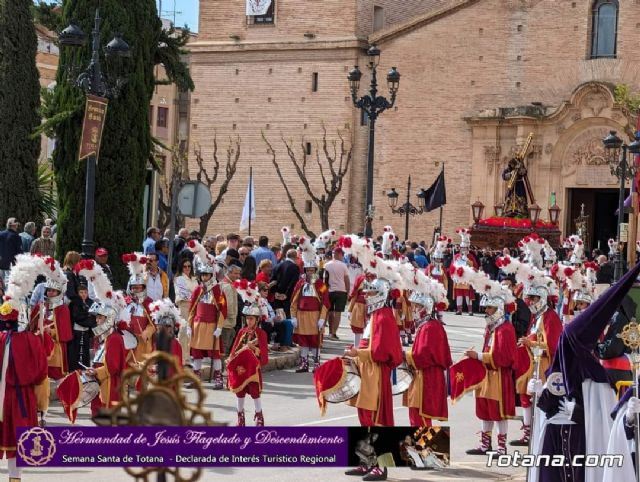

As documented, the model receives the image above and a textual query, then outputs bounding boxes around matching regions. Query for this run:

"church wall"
[371,0,640,242]
[188,45,360,239]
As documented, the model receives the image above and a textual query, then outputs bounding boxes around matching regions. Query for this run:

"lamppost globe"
[629,132,640,155]
[603,130,623,163]
[59,22,86,47]
[105,33,131,58]
[347,66,362,95]
[387,188,399,209]
[367,44,381,66]
[387,67,400,95]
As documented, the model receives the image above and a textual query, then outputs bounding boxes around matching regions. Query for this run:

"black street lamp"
[349,45,400,238]
[59,10,130,259]
[602,130,640,280]
[386,176,423,241]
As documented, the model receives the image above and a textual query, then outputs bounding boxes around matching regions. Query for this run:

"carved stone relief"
[484,145,501,174]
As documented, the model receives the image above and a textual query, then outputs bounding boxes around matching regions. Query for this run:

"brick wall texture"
[190,0,640,242]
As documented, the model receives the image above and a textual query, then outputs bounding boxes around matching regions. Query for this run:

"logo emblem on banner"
[246,0,272,15]
[17,427,56,466]
[78,94,109,162]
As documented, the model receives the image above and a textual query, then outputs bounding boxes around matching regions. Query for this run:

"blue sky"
[157,0,199,32]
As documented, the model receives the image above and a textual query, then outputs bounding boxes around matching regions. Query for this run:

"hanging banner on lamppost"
[78,94,109,162]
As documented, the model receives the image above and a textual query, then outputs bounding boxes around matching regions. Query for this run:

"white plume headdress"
[314,229,336,250]
[398,262,447,309]
[517,234,545,269]
[298,235,318,269]
[543,240,557,264]
[337,235,375,269]
[381,226,396,258]
[608,238,618,258]
[187,240,219,276]
[234,280,269,318]
[149,298,183,327]
[450,263,515,308]
[432,235,450,260]
[3,254,50,314]
[497,255,558,299]
[282,226,292,245]
[456,228,471,248]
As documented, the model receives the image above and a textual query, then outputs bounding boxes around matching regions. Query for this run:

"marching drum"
[391,362,414,395]
[122,330,138,350]
[325,358,361,404]
[79,373,100,407]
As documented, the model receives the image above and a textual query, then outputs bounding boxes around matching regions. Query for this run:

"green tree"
[43,0,192,286]
[0,0,42,225]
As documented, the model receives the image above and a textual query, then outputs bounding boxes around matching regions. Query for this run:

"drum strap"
[392,368,397,385]
[11,350,27,419]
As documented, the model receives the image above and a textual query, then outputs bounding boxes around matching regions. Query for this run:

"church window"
[305,200,312,213]
[590,0,618,59]
[373,6,384,32]
[312,72,319,92]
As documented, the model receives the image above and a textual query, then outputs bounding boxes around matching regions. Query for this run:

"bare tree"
[157,145,188,231]
[157,135,240,235]
[262,125,352,237]
[193,135,240,234]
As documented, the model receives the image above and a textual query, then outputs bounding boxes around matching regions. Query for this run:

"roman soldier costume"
[187,240,227,389]
[452,228,478,315]
[29,257,72,381]
[399,263,451,427]
[426,236,449,292]
[497,254,562,447]
[122,252,155,363]
[0,254,51,482]
[451,264,517,456]
[291,236,330,372]
[229,281,269,427]
[149,298,184,377]
[348,272,374,348]
[340,236,403,427]
[57,260,136,420]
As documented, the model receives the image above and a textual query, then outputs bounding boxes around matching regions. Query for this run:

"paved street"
[6,313,526,481]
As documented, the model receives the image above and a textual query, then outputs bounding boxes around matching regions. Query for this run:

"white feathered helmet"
[381,226,396,258]
[122,252,147,292]
[337,234,375,268]
[42,256,67,298]
[234,280,268,319]
[398,262,447,316]
[75,258,126,341]
[497,255,558,301]
[282,226,292,246]
[187,240,219,278]
[608,238,618,259]
[298,236,318,269]
[150,298,183,329]
[567,234,585,265]
[450,263,515,318]
[456,228,471,250]
[543,240,557,266]
[1,254,53,329]
[314,229,336,251]
[432,235,450,261]
[517,234,545,269]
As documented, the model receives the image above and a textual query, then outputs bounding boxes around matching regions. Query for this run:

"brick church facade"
[190,0,637,249]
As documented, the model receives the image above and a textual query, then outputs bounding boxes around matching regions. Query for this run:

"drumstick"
[79,362,91,370]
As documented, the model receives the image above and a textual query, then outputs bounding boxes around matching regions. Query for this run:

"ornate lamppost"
[58,11,131,258]
[348,45,400,238]
[602,130,640,280]
[386,176,425,241]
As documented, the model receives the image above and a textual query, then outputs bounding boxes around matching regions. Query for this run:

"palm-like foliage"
[38,161,57,219]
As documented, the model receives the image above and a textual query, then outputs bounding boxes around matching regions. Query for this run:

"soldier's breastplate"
[302,283,317,298]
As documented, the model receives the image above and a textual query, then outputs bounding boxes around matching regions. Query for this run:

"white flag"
[246,0,272,16]
[240,172,255,232]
